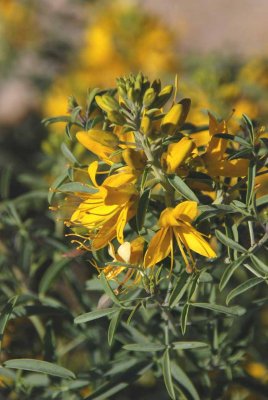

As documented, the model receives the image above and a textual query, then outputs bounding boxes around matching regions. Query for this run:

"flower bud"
[161,98,191,135]
[143,88,156,107]
[95,94,119,113]
[107,110,125,125]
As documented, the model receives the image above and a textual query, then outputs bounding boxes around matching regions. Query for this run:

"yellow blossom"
[161,137,195,174]
[70,161,137,249]
[144,201,216,271]
[76,129,121,165]
[161,99,191,136]
[102,237,145,284]
[191,113,249,177]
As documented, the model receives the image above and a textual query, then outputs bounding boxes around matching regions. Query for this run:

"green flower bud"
[95,94,119,113]
[143,88,156,107]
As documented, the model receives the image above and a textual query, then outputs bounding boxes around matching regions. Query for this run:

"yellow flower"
[144,201,216,271]
[102,237,145,284]
[191,113,249,177]
[70,161,137,249]
[161,99,191,136]
[161,137,195,174]
[76,129,121,165]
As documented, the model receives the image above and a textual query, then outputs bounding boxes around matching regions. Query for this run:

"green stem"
[135,131,174,207]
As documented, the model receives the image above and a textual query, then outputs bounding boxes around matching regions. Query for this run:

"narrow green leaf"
[256,194,268,207]
[191,302,245,316]
[39,258,71,294]
[228,148,251,160]
[172,341,208,350]
[70,105,82,123]
[48,173,68,204]
[61,143,80,165]
[162,349,176,400]
[181,303,190,335]
[171,362,200,400]
[242,114,254,143]
[215,230,246,253]
[126,301,142,324]
[169,272,191,308]
[226,277,264,305]
[58,182,98,194]
[4,359,75,379]
[100,273,121,306]
[246,161,256,208]
[136,188,151,232]
[84,361,151,400]
[0,296,18,345]
[108,309,123,346]
[42,115,70,126]
[74,308,117,324]
[219,254,249,291]
[250,254,268,275]
[123,343,165,352]
[214,133,250,147]
[86,87,100,113]
[168,175,199,202]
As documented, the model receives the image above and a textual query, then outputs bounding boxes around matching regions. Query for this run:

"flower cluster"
[50,73,267,292]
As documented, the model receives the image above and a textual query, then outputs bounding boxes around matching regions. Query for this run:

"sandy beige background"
[142,0,268,55]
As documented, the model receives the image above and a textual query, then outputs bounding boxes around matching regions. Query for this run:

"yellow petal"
[88,161,99,187]
[92,214,119,249]
[190,130,210,149]
[175,226,216,258]
[173,201,198,224]
[161,99,191,135]
[116,205,129,244]
[162,137,194,173]
[117,242,131,263]
[144,228,171,267]
[159,208,180,227]
[77,130,120,164]
[206,158,249,177]
[130,237,145,265]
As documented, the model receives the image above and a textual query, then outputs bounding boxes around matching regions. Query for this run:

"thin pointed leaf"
[181,303,190,335]
[219,254,249,291]
[108,309,123,346]
[100,273,121,306]
[136,188,151,231]
[226,277,264,305]
[4,359,75,379]
[191,302,245,316]
[246,161,256,207]
[168,175,199,202]
[74,308,117,324]
[162,349,176,400]
[215,230,246,253]
[123,343,165,352]
[39,258,71,294]
[171,362,200,400]
[48,173,68,204]
[61,143,80,165]
[58,182,98,194]
[0,296,18,344]
[172,341,208,350]
[169,272,191,308]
